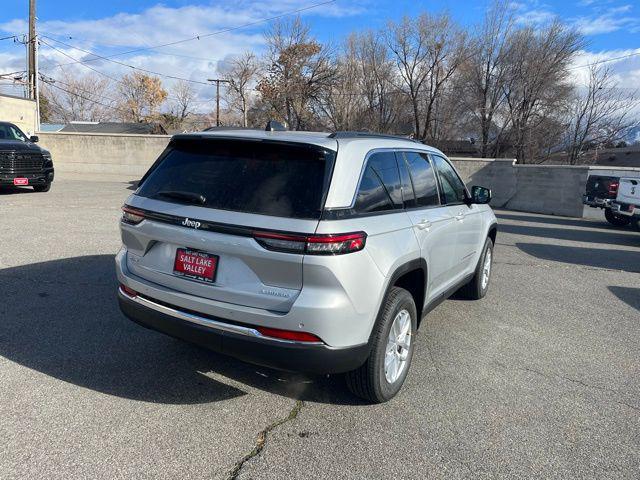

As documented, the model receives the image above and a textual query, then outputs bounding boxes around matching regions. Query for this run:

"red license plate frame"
[173,248,218,283]
[13,178,29,186]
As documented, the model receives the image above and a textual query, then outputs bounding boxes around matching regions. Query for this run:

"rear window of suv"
[137,138,335,219]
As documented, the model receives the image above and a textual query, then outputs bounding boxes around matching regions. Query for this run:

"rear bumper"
[582,195,612,208]
[0,169,54,186]
[118,289,370,374]
[611,201,639,218]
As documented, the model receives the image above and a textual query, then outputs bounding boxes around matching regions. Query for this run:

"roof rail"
[202,126,256,132]
[328,131,420,143]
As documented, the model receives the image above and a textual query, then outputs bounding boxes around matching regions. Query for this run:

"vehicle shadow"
[0,185,33,195]
[0,255,360,406]
[495,212,618,230]
[516,242,640,274]
[608,286,640,313]
[500,223,640,248]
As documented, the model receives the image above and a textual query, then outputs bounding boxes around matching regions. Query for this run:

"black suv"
[0,122,54,192]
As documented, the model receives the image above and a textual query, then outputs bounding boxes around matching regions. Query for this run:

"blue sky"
[1,0,639,102]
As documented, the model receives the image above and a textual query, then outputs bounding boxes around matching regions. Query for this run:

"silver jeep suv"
[116,129,497,402]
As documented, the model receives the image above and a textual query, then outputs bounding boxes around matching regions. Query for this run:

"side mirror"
[30,135,39,143]
[471,185,491,204]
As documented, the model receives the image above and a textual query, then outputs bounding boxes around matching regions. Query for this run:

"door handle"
[454,212,465,221]
[416,219,432,230]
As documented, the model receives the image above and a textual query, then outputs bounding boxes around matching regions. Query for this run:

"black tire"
[33,183,51,193]
[604,208,631,227]
[459,237,494,300]
[346,287,417,403]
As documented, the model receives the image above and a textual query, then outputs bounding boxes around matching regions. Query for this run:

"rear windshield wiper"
[152,190,206,205]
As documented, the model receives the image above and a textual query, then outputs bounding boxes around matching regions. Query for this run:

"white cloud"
[569,48,640,85]
[510,1,557,26]
[569,49,640,119]
[512,1,640,33]
[571,5,640,35]
[0,1,363,104]
[515,8,556,25]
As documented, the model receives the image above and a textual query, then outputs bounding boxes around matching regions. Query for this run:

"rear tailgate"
[121,137,336,313]
[617,177,640,205]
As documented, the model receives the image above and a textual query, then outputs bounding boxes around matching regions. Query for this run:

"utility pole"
[28,0,40,130]
[207,78,230,127]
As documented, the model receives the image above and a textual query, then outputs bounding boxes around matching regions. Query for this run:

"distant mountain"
[622,126,640,145]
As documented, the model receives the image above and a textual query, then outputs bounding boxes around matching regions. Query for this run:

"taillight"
[253,231,366,255]
[119,284,137,298]
[121,205,145,225]
[608,181,619,196]
[256,326,323,343]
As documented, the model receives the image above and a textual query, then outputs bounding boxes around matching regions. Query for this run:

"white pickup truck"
[610,171,640,228]
[583,169,640,226]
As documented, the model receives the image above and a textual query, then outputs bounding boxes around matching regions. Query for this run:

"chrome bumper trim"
[118,287,323,346]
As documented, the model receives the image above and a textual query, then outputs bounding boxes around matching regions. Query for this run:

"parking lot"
[1,175,639,479]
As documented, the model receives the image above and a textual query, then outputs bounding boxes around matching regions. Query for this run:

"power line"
[40,38,121,82]
[44,0,336,68]
[41,72,216,114]
[0,70,27,78]
[43,32,232,63]
[41,36,211,85]
[41,78,128,115]
[40,73,119,103]
[569,51,640,71]
[41,39,203,103]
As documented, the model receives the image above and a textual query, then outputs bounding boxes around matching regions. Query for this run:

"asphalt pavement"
[1,175,638,479]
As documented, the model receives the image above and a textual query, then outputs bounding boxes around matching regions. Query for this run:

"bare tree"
[355,31,404,133]
[459,1,514,157]
[117,72,168,122]
[564,65,639,164]
[41,71,113,122]
[502,21,584,163]
[258,16,336,130]
[240,7,635,163]
[221,52,261,127]
[385,16,429,138]
[170,80,197,123]
[313,35,364,130]
[386,13,468,141]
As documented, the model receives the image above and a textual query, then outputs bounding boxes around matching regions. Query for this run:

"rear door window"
[432,155,466,205]
[353,151,402,213]
[137,138,335,219]
[402,151,440,208]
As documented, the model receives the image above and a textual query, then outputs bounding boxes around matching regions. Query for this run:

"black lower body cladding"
[118,292,370,375]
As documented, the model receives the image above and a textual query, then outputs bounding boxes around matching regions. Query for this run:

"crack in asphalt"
[494,361,640,412]
[226,400,304,480]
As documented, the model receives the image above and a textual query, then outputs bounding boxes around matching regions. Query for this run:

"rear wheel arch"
[383,259,428,326]
[488,223,497,244]
[361,259,428,360]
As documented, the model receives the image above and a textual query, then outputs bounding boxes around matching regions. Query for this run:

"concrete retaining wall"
[37,132,640,218]
[450,157,592,217]
[38,131,171,176]
[450,158,518,208]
